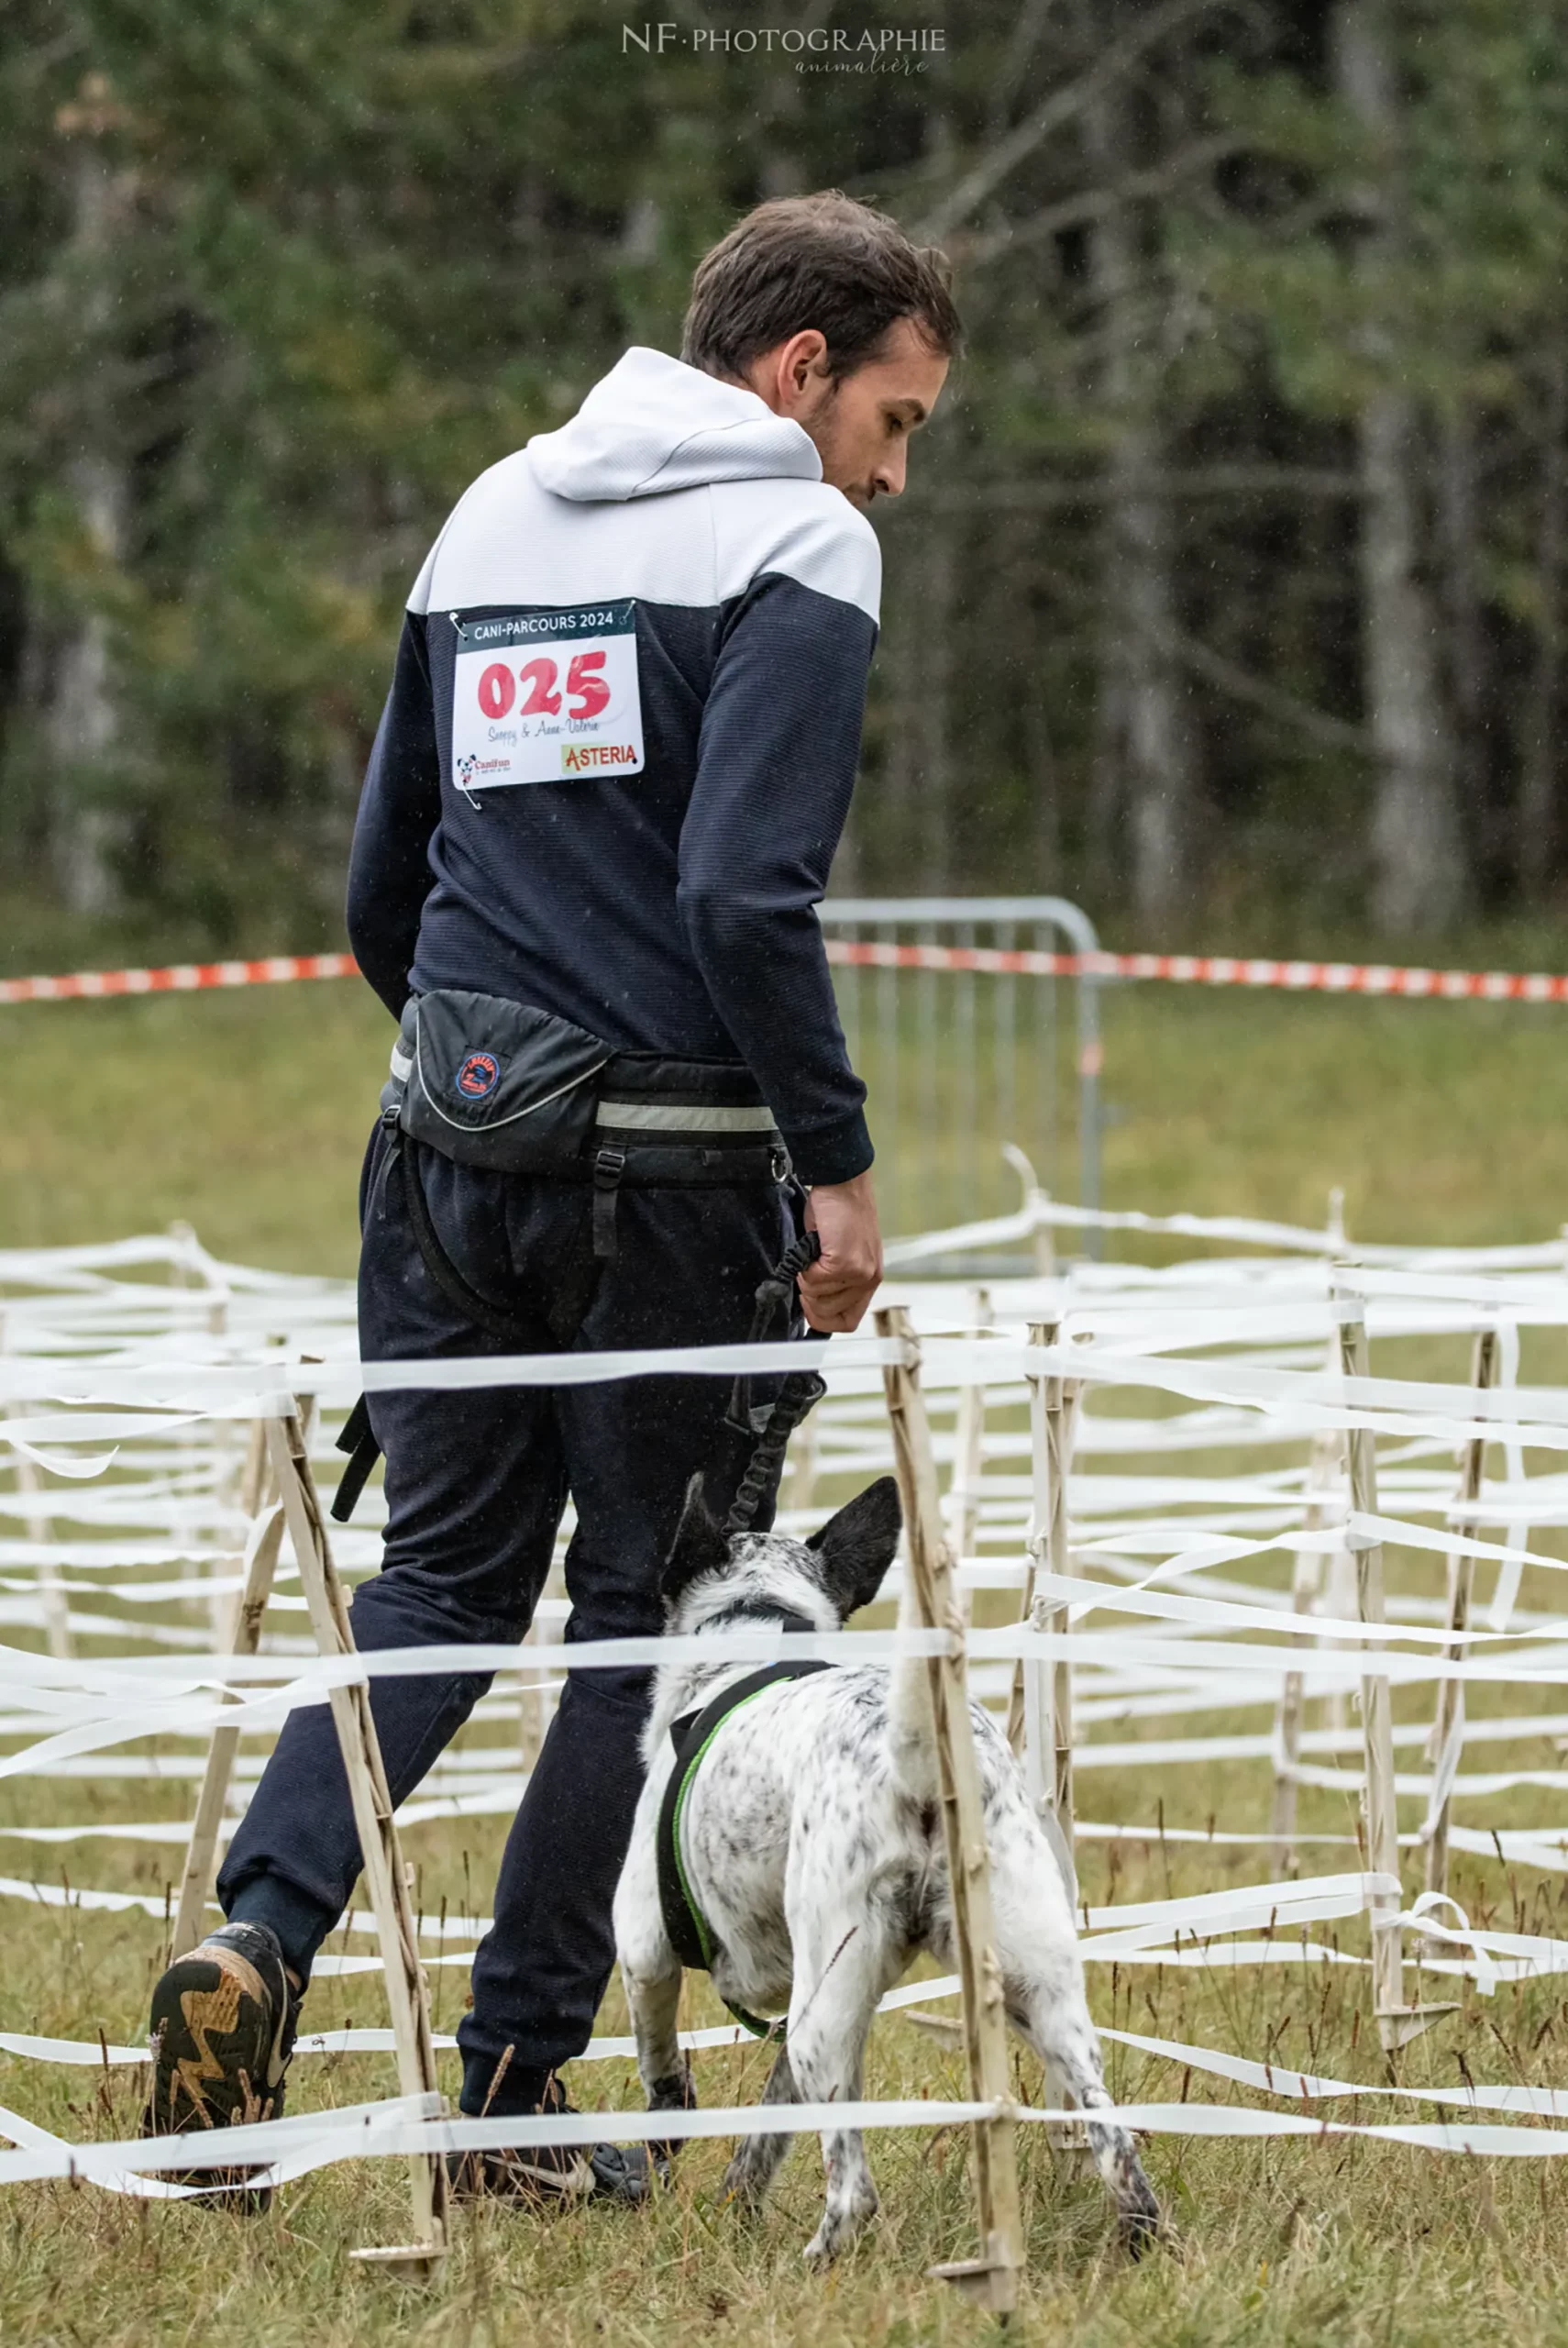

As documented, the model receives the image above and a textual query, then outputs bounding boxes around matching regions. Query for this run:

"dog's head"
[660,1473,902,1638]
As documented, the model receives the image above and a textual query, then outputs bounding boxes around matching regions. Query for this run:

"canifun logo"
[623,22,945,68]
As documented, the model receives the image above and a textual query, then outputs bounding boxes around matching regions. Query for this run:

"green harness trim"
[672,1689,784,2041]
[656,1656,830,2042]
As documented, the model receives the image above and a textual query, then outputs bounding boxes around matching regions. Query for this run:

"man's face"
[741,316,949,508]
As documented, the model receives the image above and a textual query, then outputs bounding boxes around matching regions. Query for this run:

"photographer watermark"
[624,23,945,71]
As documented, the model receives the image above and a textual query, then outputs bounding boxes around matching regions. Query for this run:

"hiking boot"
[447,2077,652,2208]
[144,1921,302,2174]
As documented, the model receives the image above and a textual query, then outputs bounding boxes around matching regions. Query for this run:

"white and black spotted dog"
[613,1474,1161,2266]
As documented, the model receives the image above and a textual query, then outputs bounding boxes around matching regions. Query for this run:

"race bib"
[449,603,645,792]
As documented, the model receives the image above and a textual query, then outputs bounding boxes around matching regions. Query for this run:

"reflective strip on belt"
[593,1102,778,1133]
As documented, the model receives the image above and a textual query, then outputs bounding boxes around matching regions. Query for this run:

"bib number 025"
[450,602,645,792]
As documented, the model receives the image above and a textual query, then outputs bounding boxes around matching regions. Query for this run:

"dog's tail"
[887,1539,942,1811]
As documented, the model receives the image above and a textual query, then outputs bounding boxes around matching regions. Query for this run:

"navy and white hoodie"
[347,346,880,1185]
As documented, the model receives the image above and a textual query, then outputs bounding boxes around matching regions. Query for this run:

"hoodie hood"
[526,346,823,504]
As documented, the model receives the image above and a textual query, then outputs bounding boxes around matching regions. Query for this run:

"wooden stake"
[945,1287,990,1610]
[170,1222,235,1641]
[1270,1348,1345,1876]
[13,1428,73,1662]
[235,1413,270,1524]
[171,1434,285,1961]
[878,1306,1023,2312]
[1320,1195,1353,1740]
[1424,1325,1500,1902]
[1010,1320,1055,1770]
[1010,1324,1077,1842]
[265,1409,448,2276]
[0,1314,72,1661]
[213,1415,271,1653]
[1337,1294,1456,2049]
[1012,1319,1087,2163]
[1047,1374,1076,1846]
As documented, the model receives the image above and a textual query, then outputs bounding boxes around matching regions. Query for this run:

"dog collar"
[669,1607,820,1746]
[656,1655,830,2040]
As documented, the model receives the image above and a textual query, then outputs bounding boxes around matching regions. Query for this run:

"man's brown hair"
[681,192,963,384]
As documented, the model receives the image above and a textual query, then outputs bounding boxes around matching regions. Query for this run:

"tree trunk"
[1358,391,1464,929]
[1439,407,1486,860]
[913,76,958,895]
[1085,36,1197,925]
[1520,346,1567,900]
[1117,419,1197,922]
[877,515,957,893]
[1025,679,1060,891]
[914,515,956,891]
[878,537,920,889]
[1335,0,1467,932]
[47,133,131,917]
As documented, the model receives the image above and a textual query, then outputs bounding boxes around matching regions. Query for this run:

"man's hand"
[800,1171,882,1334]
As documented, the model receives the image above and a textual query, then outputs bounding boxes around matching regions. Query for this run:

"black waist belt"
[583,1058,787,1211]
[331,1057,795,1525]
[596,1049,781,1123]
[589,1136,782,1171]
[385,990,787,1182]
[591,1075,778,1164]
[334,993,801,1528]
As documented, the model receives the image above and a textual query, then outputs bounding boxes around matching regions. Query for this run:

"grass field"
[6,975,1568,2344]
[5,973,1568,1264]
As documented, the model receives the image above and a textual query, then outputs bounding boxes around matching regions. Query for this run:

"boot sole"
[148,1942,287,2134]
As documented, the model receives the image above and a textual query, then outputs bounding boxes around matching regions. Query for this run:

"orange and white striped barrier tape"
[823,940,1568,999]
[0,951,359,1006]
[3,941,1567,1005]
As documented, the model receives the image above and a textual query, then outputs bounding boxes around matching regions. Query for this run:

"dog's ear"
[661,1472,732,1609]
[806,1476,902,1619]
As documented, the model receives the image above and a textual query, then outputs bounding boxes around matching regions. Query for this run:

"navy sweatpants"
[217,1120,793,2112]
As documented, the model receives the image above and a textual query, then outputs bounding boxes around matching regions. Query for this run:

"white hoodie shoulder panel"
[408,453,880,626]
[407,452,715,614]
[710,477,881,624]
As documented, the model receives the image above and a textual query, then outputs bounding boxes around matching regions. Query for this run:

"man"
[146,191,959,2201]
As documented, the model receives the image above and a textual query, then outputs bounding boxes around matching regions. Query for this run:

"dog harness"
[655,1619,829,2040]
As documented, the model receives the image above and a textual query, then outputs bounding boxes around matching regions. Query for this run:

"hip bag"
[330,991,795,1525]
[382,989,790,1246]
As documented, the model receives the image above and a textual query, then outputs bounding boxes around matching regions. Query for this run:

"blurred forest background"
[3,0,1566,968]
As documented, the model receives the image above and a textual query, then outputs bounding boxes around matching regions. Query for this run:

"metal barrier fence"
[820,897,1103,1244]
[0,903,1106,1249]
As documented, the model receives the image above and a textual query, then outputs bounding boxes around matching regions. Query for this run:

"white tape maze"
[7,1188,1568,2195]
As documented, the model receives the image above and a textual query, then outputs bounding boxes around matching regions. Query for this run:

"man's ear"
[806,1477,902,1619]
[661,1473,732,1609]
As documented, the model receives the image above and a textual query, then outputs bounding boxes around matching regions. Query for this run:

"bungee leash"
[722,1224,826,1536]
[657,1222,831,2035]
